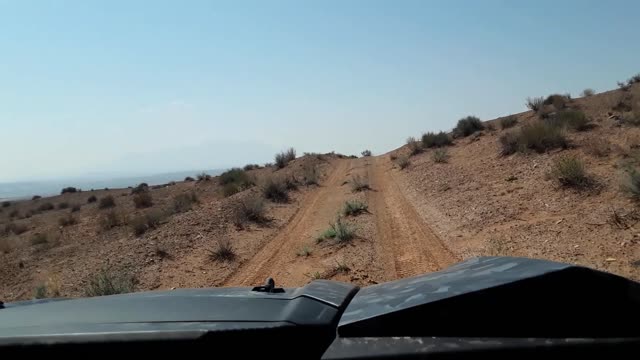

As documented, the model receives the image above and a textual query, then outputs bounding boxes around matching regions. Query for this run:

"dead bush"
[549,156,593,189]
[262,177,289,203]
[4,222,28,235]
[58,214,78,227]
[397,155,410,169]
[302,164,319,185]
[87,195,97,203]
[432,149,449,163]
[581,88,595,97]
[37,202,54,212]
[275,148,296,168]
[71,204,81,212]
[208,238,235,261]
[543,94,571,110]
[407,136,422,156]
[30,233,48,245]
[233,196,267,225]
[500,123,568,155]
[172,192,198,213]
[196,172,211,182]
[585,138,611,158]
[98,196,116,209]
[526,96,544,112]
[350,175,371,192]
[500,116,518,129]
[85,268,136,297]
[100,210,126,230]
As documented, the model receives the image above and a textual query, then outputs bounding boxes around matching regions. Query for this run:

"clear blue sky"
[1,0,638,182]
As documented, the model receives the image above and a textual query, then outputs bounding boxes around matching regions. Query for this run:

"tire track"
[223,159,352,287]
[367,156,458,278]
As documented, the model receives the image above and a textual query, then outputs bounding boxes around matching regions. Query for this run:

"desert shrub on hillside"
[406,136,422,156]
[275,148,296,168]
[581,88,595,97]
[196,172,211,182]
[4,222,28,235]
[621,112,640,126]
[184,176,195,182]
[71,204,81,212]
[243,164,261,171]
[58,214,78,227]
[209,238,235,261]
[361,150,372,157]
[422,132,452,148]
[350,175,371,192]
[499,123,568,155]
[342,201,368,216]
[397,155,410,169]
[98,196,115,209]
[30,233,48,245]
[85,268,136,297]
[2,201,11,208]
[61,187,78,194]
[219,168,254,198]
[432,149,449,163]
[548,110,591,131]
[172,192,198,213]
[32,195,41,200]
[57,202,69,209]
[543,94,571,110]
[132,192,153,209]
[302,164,319,185]
[262,177,289,203]
[131,183,149,194]
[87,195,97,203]
[130,209,165,236]
[37,202,54,212]
[500,116,518,129]
[549,156,592,189]
[526,97,544,112]
[9,209,20,218]
[585,138,611,158]
[100,210,126,230]
[622,169,640,200]
[233,196,267,226]
[454,116,484,137]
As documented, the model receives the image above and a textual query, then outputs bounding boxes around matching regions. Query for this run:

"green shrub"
[172,192,198,213]
[38,202,54,212]
[275,148,296,168]
[500,116,518,129]
[526,97,544,111]
[58,214,78,227]
[407,136,422,156]
[397,155,410,169]
[208,238,235,261]
[454,116,484,137]
[219,168,253,187]
[32,195,41,200]
[500,123,568,155]
[262,177,289,203]
[1,201,11,208]
[57,202,69,209]
[222,183,242,197]
[98,196,116,209]
[30,233,48,245]
[342,201,368,216]
[87,195,97,203]
[422,131,452,148]
[317,218,355,243]
[184,176,195,182]
[132,192,153,208]
[34,285,47,299]
[361,150,372,157]
[61,187,78,194]
[581,88,595,97]
[84,268,136,297]
[432,149,449,163]
[550,156,592,188]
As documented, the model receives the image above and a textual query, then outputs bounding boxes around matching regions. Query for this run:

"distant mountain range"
[0,169,224,200]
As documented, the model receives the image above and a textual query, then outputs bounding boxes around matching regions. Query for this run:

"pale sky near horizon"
[1,0,638,182]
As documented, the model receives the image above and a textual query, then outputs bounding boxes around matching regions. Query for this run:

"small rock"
[555,219,563,224]
[605,258,616,262]
[170,287,176,290]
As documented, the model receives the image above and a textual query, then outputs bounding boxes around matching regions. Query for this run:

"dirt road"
[223,155,457,287]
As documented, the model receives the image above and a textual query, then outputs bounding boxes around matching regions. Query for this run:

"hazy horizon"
[2,0,639,182]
